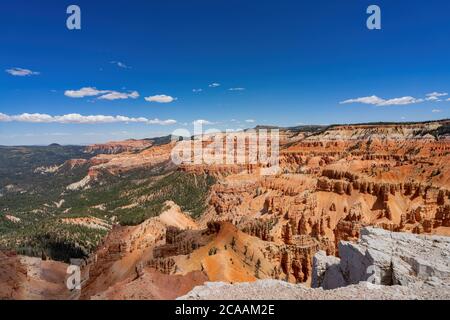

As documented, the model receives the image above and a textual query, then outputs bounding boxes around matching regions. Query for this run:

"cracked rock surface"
[313,227,450,289]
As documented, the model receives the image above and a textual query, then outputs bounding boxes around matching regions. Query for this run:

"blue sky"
[1,0,450,145]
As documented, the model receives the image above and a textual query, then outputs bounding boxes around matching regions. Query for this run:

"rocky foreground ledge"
[180,227,450,300]
[178,280,450,300]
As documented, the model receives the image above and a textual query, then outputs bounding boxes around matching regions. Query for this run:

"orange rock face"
[172,120,450,284]
[85,141,176,176]
[85,139,154,154]
[83,121,450,289]
[3,120,450,299]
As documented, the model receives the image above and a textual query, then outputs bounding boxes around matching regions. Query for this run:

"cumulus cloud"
[98,91,139,100]
[144,95,176,103]
[192,89,203,93]
[427,92,448,98]
[193,119,215,125]
[340,96,385,105]
[6,67,40,76]
[65,87,108,98]
[245,119,255,123]
[432,109,442,113]
[341,91,450,106]
[148,118,177,125]
[208,83,221,88]
[340,95,423,106]
[0,113,176,125]
[229,87,246,91]
[377,96,424,106]
[64,87,139,100]
[426,92,448,101]
[12,113,54,123]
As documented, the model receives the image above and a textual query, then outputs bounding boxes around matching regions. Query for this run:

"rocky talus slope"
[180,227,450,300]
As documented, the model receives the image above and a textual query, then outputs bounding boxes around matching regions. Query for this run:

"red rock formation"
[85,139,153,154]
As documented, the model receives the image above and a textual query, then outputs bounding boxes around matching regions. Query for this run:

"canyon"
[1,119,449,299]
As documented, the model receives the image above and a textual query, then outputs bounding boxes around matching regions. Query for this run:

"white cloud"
[110,61,130,69]
[65,87,108,98]
[0,113,11,121]
[192,89,203,93]
[6,67,40,76]
[229,87,246,91]
[193,119,215,125]
[98,90,139,100]
[340,95,423,106]
[340,95,385,105]
[65,87,139,100]
[426,92,448,101]
[245,119,255,123]
[148,119,177,125]
[11,113,54,123]
[432,109,442,113]
[144,95,176,103]
[209,83,221,88]
[0,113,176,125]
[428,92,447,97]
[377,96,424,106]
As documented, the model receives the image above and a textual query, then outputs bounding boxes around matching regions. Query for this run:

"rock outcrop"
[312,227,450,289]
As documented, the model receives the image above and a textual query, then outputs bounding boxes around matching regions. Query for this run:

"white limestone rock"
[314,227,450,289]
[311,251,344,289]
